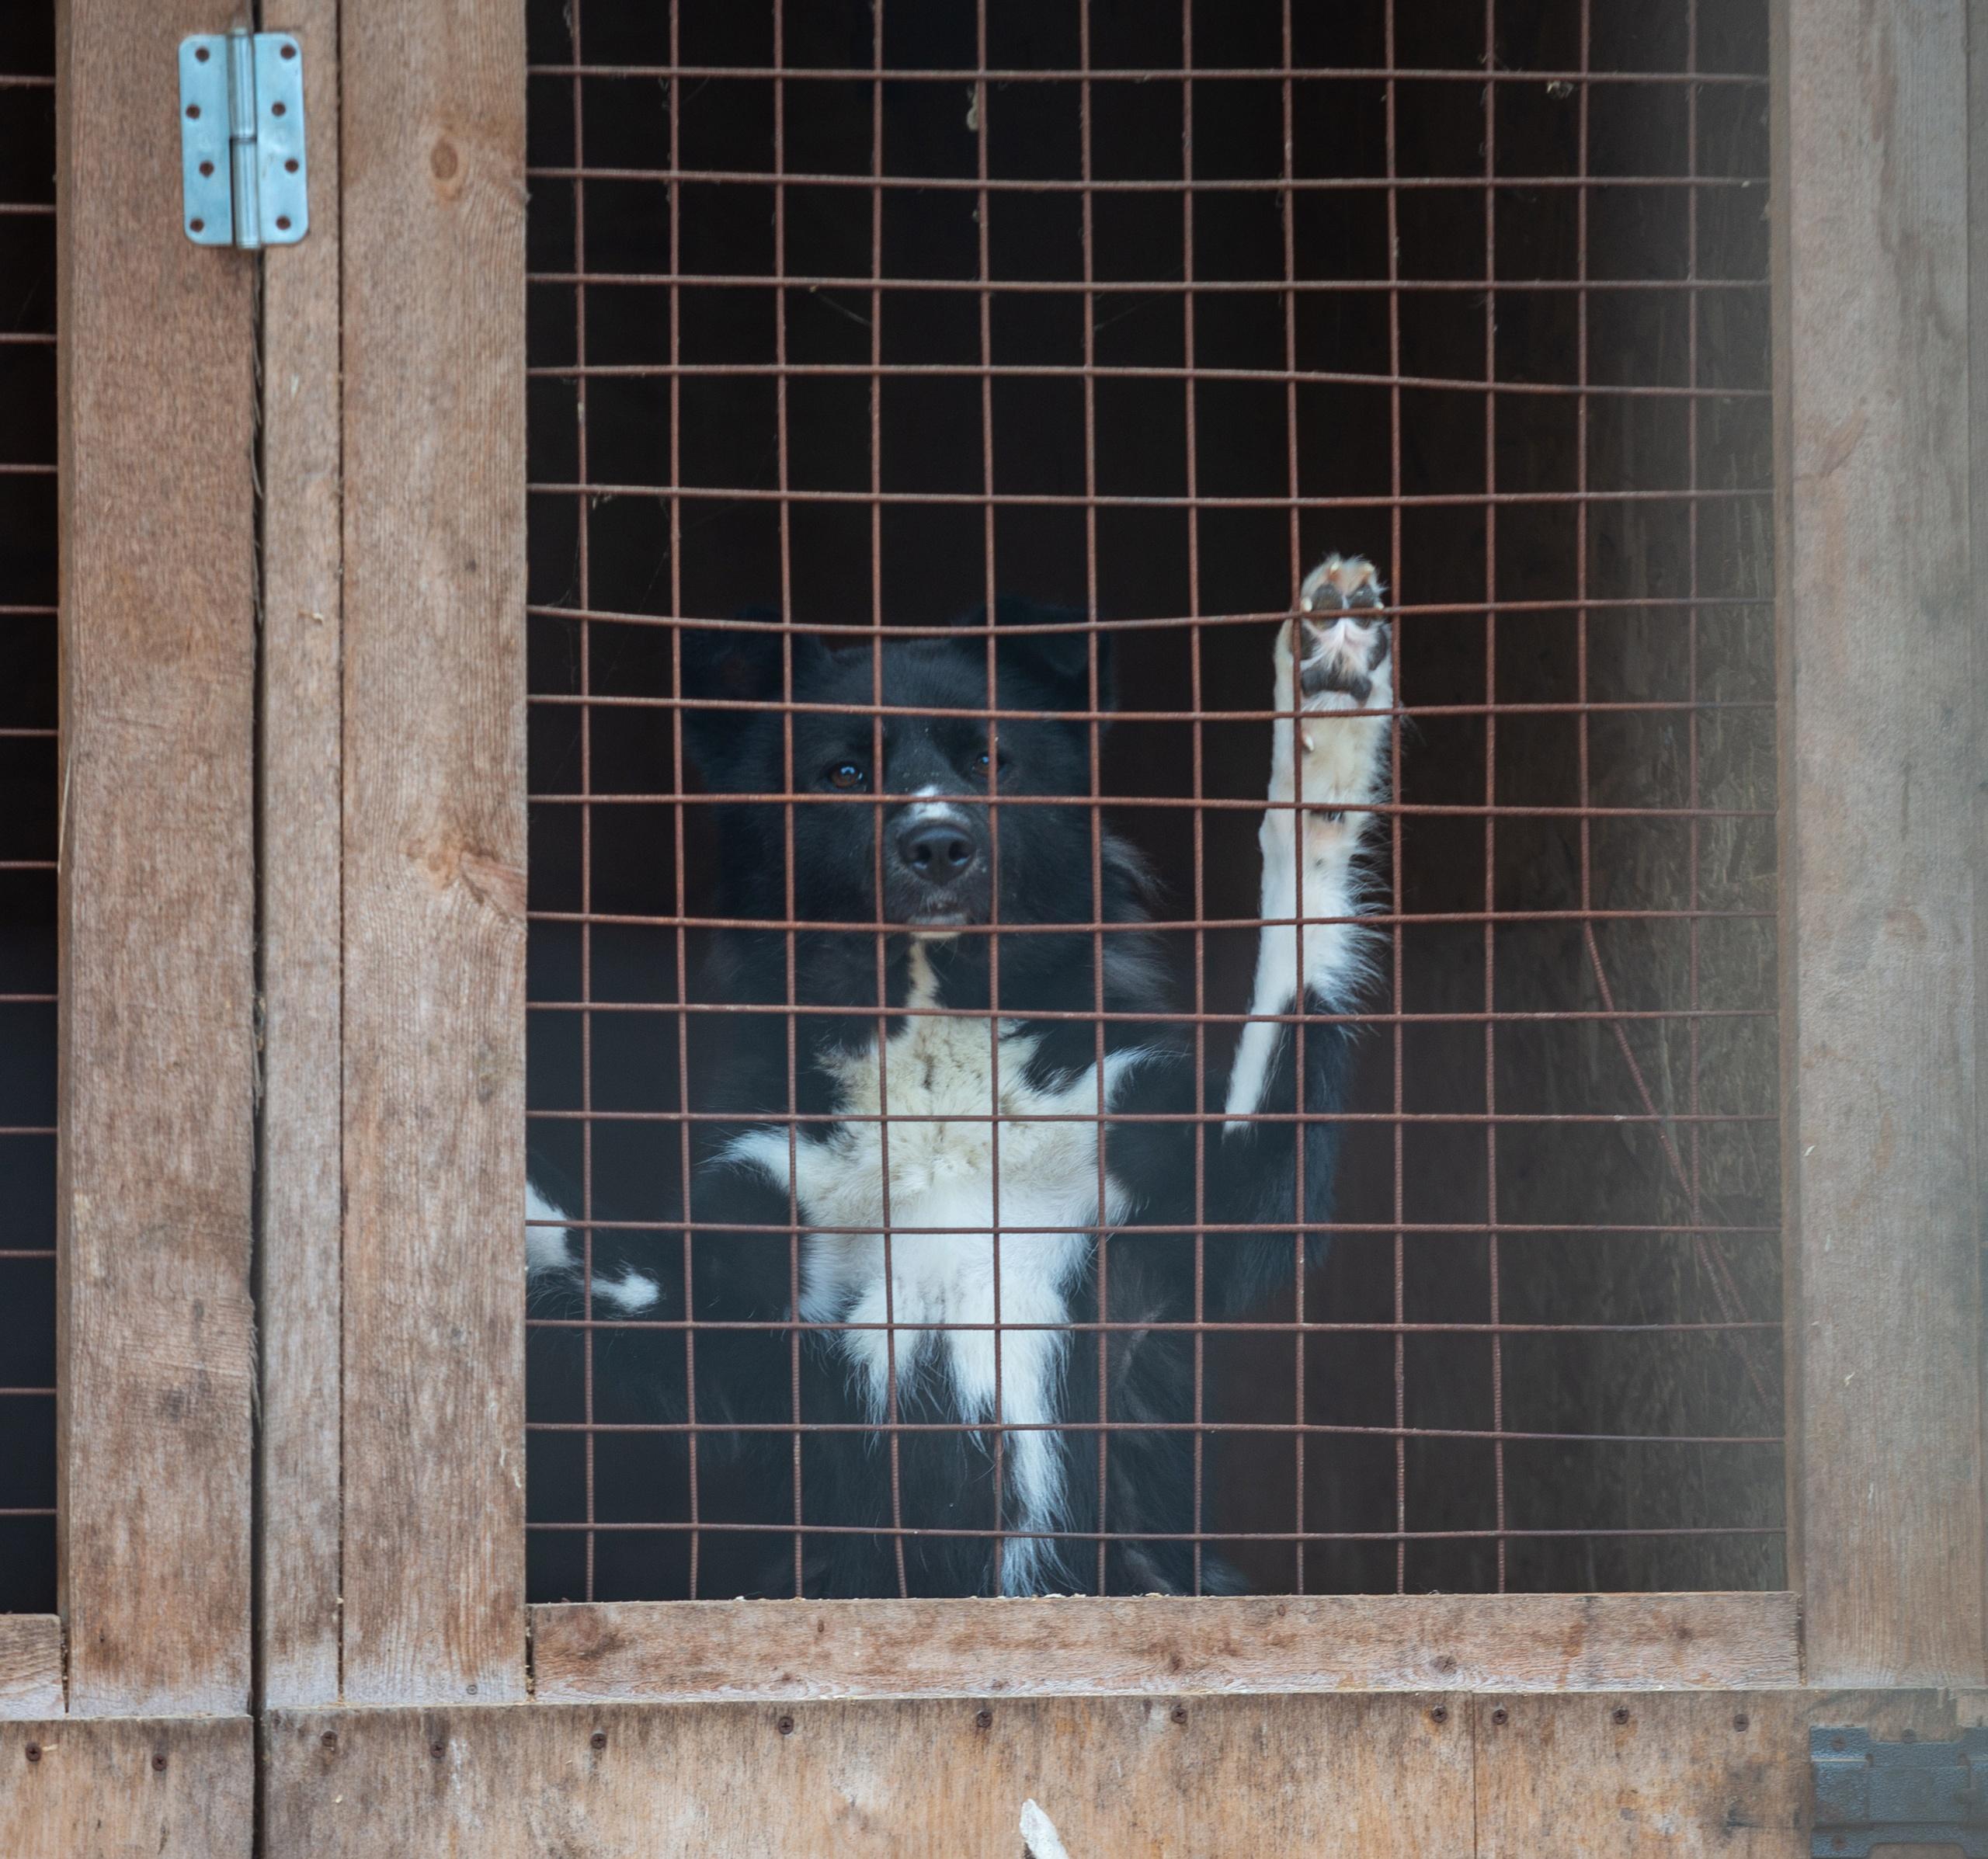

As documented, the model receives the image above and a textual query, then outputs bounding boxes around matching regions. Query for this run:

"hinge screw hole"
[280,42,297,57]
[276,216,292,231]
[285,158,299,173]
[186,104,200,119]
[188,219,204,234]
[194,46,210,61]
[270,101,287,116]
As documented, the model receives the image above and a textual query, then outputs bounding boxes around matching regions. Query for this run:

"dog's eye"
[975,749,1009,776]
[824,760,867,791]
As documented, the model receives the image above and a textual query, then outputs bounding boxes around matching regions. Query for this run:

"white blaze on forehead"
[900,782,973,826]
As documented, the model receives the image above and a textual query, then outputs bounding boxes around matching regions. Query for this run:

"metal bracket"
[1811,1726,1988,1857]
[179,30,308,248]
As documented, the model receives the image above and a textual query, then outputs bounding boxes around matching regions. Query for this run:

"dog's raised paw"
[1268,554,1394,836]
[1294,554,1391,708]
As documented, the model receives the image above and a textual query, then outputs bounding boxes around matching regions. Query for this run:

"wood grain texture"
[1476,1689,1983,1859]
[259,0,346,1715]
[1971,0,1988,1684]
[532,1593,1801,1703]
[55,0,257,1717]
[0,1716,252,1859]
[266,1694,1473,1857]
[1774,0,1985,1684]
[0,1620,62,1718]
[339,0,528,1704]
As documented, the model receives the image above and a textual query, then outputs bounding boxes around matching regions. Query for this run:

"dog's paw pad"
[1299,553,1382,614]
[1290,555,1392,708]
[1269,553,1394,836]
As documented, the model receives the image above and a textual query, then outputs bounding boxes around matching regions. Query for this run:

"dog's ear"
[968,596,1114,715]
[676,615,829,783]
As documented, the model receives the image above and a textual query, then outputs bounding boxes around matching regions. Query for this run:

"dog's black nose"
[895,815,976,884]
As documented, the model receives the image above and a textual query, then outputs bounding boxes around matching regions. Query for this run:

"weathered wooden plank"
[266,1695,1474,1857]
[55,0,257,1717]
[339,0,529,1704]
[1774,0,1985,1684]
[259,0,346,1716]
[1971,0,1988,1693]
[0,1619,62,1718]
[1476,1690,1984,1859]
[0,1715,252,1858]
[533,1593,1801,1704]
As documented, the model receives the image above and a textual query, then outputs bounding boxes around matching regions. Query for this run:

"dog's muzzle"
[885,803,991,927]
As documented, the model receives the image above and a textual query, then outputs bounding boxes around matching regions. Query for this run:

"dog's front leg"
[1223,554,1393,1142]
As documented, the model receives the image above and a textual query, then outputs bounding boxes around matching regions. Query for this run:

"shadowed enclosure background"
[0,5,57,1617]
[523,0,1781,1601]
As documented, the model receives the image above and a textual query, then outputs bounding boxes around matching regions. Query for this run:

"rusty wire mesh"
[0,7,59,1615]
[523,0,1781,1602]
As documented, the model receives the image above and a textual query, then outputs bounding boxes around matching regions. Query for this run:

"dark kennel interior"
[522,0,1781,1602]
[0,5,58,1618]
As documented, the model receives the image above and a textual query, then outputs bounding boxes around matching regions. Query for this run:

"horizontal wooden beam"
[269,1694,1472,1857]
[262,1687,1987,1858]
[531,1592,1799,1703]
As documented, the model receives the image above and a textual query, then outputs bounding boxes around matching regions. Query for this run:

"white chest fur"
[723,954,1149,1592]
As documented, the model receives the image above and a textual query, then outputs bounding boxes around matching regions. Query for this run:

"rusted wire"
[523,0,1782,1604]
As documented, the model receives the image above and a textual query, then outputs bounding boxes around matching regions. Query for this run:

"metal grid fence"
[0,6,59,1616]
[523,0,1781,1601]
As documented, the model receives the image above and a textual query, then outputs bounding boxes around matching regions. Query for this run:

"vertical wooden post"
[54,0,259,1715]
[1971,0,1988,1686]
[338,0,529,1703]
[1775,0,1986,1686]
[259,0,346,1711]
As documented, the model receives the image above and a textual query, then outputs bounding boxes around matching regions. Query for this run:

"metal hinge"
[179,29,308,248]
[1811,1726,1988,1857]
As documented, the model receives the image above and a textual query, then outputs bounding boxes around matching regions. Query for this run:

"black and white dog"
[528,555,1393,1599]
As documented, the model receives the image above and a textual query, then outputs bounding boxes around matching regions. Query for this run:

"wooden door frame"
[248,0,1988,1715]
[231,9,1987,1857]
[0,0,1969,1849]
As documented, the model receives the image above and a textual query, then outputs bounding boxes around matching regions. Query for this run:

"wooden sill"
[531,1590,1799,1703]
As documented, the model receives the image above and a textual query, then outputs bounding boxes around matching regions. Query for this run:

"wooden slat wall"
[54,0,258,1718]
[338,0,530,1704]
[532,1593,1802,1704]
[259,0,347,1714]
[267,1696,1475,1857]
[0,1717,252,1858]
[1774,0,1986,1685]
